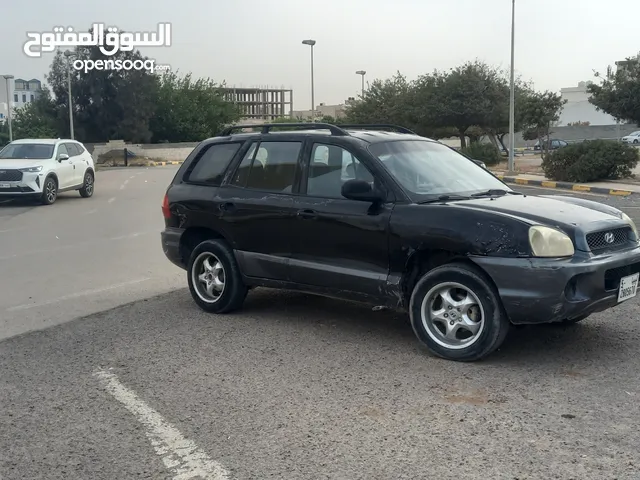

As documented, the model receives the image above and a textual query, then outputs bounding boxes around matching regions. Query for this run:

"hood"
[0,158,53,170]
[451,193,626,235]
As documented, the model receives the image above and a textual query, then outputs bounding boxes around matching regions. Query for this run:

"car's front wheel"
[40,176,57,205]
[186,239,248,314]
[409,262,510,362]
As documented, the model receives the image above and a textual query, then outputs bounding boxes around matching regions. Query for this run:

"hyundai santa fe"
[160,123,640,362]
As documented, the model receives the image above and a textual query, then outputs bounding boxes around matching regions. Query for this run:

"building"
[221,86,293,121]
[615,52,639,74]
[291,97,355,120]
[0,77,43,121]
[557,81,617,126]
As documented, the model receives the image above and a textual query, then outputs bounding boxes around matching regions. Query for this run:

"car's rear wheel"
[409,263,510,362]
[187,239,247,314]
[40,176,57,205]
[79,171,94,198]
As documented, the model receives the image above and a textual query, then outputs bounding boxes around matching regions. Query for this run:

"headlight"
[528,226,575,257]
[19,166,43,173]
[621,212,639,240]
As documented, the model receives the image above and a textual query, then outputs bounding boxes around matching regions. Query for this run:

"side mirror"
[341,179,384,203]
[58,153,69,162]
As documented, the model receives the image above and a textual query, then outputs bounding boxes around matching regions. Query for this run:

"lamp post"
[356,70,366,97]
[2,74,14,142]
[507,0,516,173]
[64,50,75,139]
[302,39,316,118]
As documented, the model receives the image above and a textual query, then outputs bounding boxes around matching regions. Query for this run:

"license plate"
[618,273,639,303]
[0,184,10,188]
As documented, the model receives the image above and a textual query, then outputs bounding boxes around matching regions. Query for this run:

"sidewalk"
[490,170,640,196]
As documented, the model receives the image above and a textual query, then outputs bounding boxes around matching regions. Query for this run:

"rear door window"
[187,143,242,185]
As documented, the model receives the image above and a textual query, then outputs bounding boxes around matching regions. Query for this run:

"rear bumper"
[472,246,640,324]
[161,227,186,269]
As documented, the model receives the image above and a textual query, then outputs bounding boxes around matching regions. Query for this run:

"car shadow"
[237,288,632,366]
[0,193,79,208]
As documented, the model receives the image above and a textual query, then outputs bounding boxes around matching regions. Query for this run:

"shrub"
[460,142,502,166]
[542,140,639,182]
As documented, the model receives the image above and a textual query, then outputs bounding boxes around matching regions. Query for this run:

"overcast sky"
[2,0,636,110]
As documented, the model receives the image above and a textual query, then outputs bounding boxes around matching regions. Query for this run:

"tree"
[588,55,640,125]
[413,61,511,148]
[11,87,62,139]
[344,72,413,127]
[46,28,159,143]
[150,71,239,142]
[519,90,566,157]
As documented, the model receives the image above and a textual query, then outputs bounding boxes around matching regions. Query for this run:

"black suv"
[161,123,640,361]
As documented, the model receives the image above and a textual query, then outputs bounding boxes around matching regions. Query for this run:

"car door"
[54,143,75,188]
[64,143,85,184]
[289,141,394,297]
[214,138,303,281]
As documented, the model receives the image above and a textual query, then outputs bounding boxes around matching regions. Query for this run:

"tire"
[634,139,639,144]
[40,176,58,205]
[79,170,94,198]
[409,262,510,362]
[186,239,248,314]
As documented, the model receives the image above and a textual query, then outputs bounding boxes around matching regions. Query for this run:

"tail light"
[162,193,171,219]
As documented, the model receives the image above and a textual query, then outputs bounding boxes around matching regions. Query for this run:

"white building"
[557,81,617,126]
[0,77,43,121]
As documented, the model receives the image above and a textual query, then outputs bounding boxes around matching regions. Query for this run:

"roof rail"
[336,124,417,134]
[219,122,349,136]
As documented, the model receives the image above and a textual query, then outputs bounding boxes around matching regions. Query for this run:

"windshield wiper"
[418,194,472,204]
[470,189,523,198]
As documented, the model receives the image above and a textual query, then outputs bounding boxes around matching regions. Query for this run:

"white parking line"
[94,369,230,480]
[6,277,151,311]
[108,197,116,204]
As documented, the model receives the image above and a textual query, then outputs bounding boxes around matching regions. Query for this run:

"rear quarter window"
[186,143,242,185]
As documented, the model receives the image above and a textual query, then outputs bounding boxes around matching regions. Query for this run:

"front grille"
[605,262,640,291]
[0,169,23,182]
[586,227,631,251]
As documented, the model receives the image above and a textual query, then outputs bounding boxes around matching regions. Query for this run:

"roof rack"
[219,122,349,136]
[336,124,417,134]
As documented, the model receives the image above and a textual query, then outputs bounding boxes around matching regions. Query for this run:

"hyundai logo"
[604,232,615,244]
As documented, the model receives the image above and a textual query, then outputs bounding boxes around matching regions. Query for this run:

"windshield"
[368,139,511,198]
[0,143,55,159]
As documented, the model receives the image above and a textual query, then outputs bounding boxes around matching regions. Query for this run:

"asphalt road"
[1,178,640,480]
[0,166,184,340]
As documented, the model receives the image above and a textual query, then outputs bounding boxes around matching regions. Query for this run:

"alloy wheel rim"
[46,181,56,203]
[192,252,226,303]
[420,282,485,350]
[85,174,93,195]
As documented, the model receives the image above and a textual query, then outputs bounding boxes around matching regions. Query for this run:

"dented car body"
[161,123,640,361]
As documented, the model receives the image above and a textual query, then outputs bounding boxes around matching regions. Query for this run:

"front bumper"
[161,227,186,269]
[0,172,44,196]
[472,246,640,324]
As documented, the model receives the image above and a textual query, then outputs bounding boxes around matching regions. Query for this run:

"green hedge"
[542,140,639,182]
[460,143,502,166]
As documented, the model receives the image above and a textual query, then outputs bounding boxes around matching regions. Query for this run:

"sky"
[1,0,636,111]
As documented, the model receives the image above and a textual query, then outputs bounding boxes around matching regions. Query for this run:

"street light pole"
[2,74,14,142]
[302,39,316,118]
[356,70,366,97]
[507,0,516,173]
[64,50,75,140]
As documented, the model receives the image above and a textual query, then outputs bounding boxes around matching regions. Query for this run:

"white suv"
[0,138,95,205]
[622,131,640,144]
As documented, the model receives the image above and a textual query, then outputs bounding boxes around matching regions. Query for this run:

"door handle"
[219,202,236,212]
[297,209,317,219]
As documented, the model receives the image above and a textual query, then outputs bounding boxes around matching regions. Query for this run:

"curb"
[494,174,637,197]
